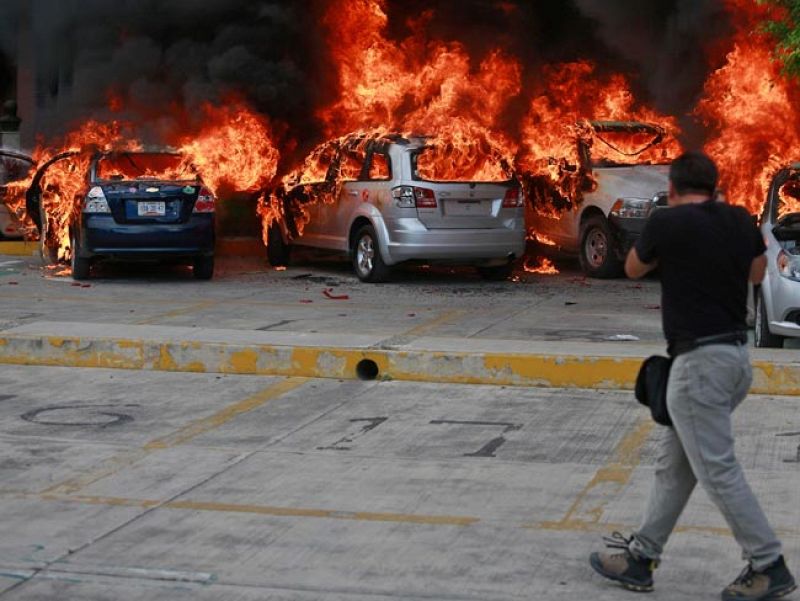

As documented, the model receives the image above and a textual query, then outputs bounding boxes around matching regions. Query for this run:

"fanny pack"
[635,355,673,427]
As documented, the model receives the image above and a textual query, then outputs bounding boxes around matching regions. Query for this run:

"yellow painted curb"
[0,333,799,394]
[0,240,37,257]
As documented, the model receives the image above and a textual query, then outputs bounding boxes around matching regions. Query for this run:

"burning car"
[526,121,676,278]
[754,166,800,348]
[0,149,35,239]
[266,133,526,282]
[27,149,216,280]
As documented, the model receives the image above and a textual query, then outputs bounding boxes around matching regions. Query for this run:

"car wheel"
[352,224,390,283]
[579,215,624,279]
[266,221,291,268]
[70,233,91,281]
[755,290,784,348]
[193,255,214,280]
[477,262,514,281]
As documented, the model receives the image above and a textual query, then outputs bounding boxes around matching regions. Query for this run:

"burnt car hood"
[590,164,670,201]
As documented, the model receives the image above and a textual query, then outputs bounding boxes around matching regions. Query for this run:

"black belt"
[669,331,748,357]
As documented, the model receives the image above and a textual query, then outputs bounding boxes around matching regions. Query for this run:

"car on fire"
[526,121,675,278]
[27,149,216,280]
[267,133,526,282]
[754,165,800,348]
[0,149,35,239]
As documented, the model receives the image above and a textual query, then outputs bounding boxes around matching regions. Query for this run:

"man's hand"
[749,254,767,284]
[625,248,657,280]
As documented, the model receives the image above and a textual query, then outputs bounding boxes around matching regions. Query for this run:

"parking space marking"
[145,377,307,449]
[32,493,479,526]
[134,300,221,325]
[42,378,307,495]
[537,416,654,531]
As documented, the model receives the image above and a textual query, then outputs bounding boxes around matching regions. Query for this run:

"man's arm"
[749,254,767,284]
[625,247,657,280]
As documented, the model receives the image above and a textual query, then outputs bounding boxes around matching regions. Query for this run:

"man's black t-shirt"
[634,199,766,349]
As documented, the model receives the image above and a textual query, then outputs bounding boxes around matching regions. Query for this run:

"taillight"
[502,187,524,208]
[193,186,216,213]
[414,187,437,208]
[83,186,111,214]
[392,186,437,208]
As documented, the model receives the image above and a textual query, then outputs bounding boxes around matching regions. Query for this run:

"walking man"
[589,152,796,600]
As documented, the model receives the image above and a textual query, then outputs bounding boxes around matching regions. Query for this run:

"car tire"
[579,215,624,279]
[70,233,91,280]
[193,255,214,280]
[755,290,784,348]
[477,262,514,281]
[352,224,391,283]
[266,221,291,268]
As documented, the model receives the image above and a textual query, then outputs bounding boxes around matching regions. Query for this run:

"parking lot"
[0,250,799,600]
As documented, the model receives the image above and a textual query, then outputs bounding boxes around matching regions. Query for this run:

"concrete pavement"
[1,365,799,600]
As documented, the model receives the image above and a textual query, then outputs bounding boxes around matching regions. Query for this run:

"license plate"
[447,200,485,216]
[138,201,166,217]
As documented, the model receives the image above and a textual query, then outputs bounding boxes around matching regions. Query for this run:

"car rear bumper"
[382,218,526,264]
[78,214,215,259]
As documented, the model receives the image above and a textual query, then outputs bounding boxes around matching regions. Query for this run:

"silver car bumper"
[767,274,800,337]
[381,218,526,264]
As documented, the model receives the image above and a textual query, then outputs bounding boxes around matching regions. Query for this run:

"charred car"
[0,149,35,239]
[754,165,800,347]
[268,133,526,282]
[527,121,674,278]
[28,149,216,280]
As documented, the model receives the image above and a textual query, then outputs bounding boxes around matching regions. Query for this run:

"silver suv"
[267,134,526,282]
[755,164,800,347]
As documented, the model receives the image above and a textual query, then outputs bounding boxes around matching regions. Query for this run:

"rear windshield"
[0,155,34,185]
[589,130,678,168]
[95,153,196,182]
[412,144,512,183]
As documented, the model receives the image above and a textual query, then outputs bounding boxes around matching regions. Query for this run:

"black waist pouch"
[635,355,674,427]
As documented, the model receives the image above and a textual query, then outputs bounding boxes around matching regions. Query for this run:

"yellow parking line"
[402,309,469,337]
[43,378,307,495]
[145,377,307,450]
[40,493,479,526]
[135,300,220,325]
[538,417,654,531]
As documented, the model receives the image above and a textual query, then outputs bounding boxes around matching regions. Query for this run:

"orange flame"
[524,256,559,275]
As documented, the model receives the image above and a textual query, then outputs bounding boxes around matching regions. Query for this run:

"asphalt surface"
[1,365,798,600]
[1,249,799,600]
[0,250,666,346]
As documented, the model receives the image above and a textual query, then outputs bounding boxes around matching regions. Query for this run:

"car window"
[95,153,195,182]
[413,145,511,182]
[339,150,365,182]
[367,152,391,181]
[587,130,676,168]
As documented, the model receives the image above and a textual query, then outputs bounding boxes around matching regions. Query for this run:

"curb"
[1,330,799,395]
[0,241,38,256]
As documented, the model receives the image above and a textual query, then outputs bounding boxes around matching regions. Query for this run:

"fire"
[518,62,681,217]
[179,103,279,194]
[524,256,559,275]
[529,231,558,246]
[698,1,800,214]
[778,178,800,220]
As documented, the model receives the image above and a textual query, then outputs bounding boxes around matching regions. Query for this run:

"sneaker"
[721,556,797,601]
[589,532,656,592]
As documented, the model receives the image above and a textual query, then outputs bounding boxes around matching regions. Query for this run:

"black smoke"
[0,0,734,153]
[0,0,335,156]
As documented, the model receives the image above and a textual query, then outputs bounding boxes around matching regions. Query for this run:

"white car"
[755,164,800,348]
[527,121,674,278]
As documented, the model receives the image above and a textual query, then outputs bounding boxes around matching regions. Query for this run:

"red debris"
[81,284,91,288]
[8,281,18,285]
[71,282,82,287]
[628,284,643,290]
[299,299,314,304]
[323,288,349,300]
[645,304,661,310]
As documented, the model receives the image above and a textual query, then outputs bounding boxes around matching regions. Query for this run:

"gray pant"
[630,343,782,570]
